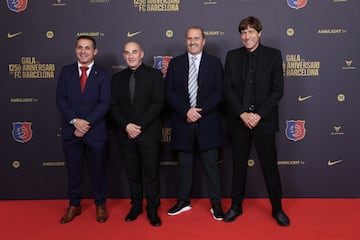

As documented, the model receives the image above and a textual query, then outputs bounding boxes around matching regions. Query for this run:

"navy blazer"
[165,52,223,151]
[223,44,284,134]
[56,63,111,140]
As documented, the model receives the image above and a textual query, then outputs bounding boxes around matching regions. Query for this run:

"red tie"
[80,66,89,92]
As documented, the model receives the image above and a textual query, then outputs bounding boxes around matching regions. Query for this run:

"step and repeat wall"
[1,0,359,199]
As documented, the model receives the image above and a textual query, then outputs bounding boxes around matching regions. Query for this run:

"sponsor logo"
[203,0,217,5]
[298,95,313,102]
[76,32,104,37]
[127,31,142,38]
[287,0,307,9]
[278,160,305,165]
[337,94,345,102]
[204,30,224,36]
[42,161,65,167]
[318,28,347,34]
[52,0,66,6]
[287,28,295,37]
[153,56,173,78]
[12,121,33,143]
[46,31,54,39]
[90,0,110,3]
[327,159,343,166]
[285,120,306,141]
[13,160,21,169]
[342,60,356,70]
[331,126,344,135]
[7,0,28,12]
[10,97,38,103]
[165,30,173,38]
[248,159,255,167]
[7,32,22,39]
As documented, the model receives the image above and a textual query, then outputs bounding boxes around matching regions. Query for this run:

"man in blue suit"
[165,26,224,220]
[56,36,110,224]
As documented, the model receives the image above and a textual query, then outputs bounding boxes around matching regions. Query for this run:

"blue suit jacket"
[165,52,223,151]
[56,63,111,140]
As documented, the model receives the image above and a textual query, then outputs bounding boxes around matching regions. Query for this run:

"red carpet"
[1,198,359,240]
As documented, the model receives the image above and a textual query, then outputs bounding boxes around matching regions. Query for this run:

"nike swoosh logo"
[298,95,313,102]
[327,160,343,166]
[7,32,23,39]
[127,31,142,38]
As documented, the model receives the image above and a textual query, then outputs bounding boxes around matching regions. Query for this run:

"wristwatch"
[70,118,77,125]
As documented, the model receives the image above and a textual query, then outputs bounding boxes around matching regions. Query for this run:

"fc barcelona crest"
[285,120,306,141]
[7,0,28,13]
[12,121,33,143]
[153,56,173,78]
[287,0,307,10]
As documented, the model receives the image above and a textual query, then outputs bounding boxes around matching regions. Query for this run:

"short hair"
[238,16,262,33]
[186,26,205,39]
[76,35,97,49]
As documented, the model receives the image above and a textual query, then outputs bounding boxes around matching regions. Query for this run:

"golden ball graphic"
[287,28,295,37]
[337,94,345,102]
[248,159,255,167]
[46,31,54,39]
[166,30,173,38]
[12,160,20,169]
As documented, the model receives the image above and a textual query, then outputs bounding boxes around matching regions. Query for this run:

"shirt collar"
[188,52,202,62]
[78,61,94,70]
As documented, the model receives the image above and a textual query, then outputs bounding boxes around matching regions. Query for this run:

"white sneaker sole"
[210,208,224,221]
[168,205,192,216]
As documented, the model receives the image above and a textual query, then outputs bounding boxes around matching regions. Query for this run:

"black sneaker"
[168,200,192,216]
[210,202,224,220]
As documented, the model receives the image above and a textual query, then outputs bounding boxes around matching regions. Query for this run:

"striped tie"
[188,56,198,107]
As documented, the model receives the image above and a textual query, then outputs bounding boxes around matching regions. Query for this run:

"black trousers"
[230,126,283,211]
[121,140,160,211]
[177,124,222,203]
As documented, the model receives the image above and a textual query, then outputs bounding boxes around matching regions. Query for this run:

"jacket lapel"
[181,54,190,91]
[197,53,206,89]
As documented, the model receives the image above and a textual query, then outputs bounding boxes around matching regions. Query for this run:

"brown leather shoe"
[96,205,108,223]
[60,206,81,224]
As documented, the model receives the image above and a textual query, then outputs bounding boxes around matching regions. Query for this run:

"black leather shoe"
[148,212,162,227]
[125,207,143,222]
[272,210,290,226]
[223,205,242,222]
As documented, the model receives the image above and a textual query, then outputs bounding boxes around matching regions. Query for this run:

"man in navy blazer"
[166,26,224,220]
[56,36,110,224]
[223,16,290,226]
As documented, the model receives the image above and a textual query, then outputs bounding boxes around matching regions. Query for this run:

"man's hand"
[126,123,142,139]
[240,112,261,129]
[186,107,202,123]
[74,129,85,137]
[73,118,90,135]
